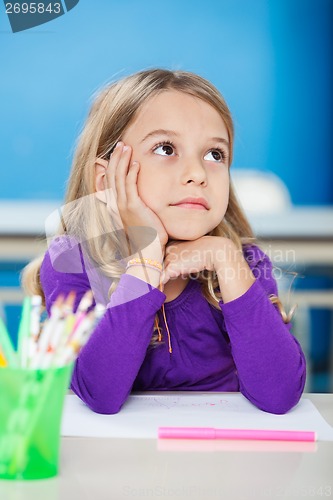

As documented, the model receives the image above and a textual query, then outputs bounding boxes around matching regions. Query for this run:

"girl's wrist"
[125,236,165,288]
[125,264,162,289]
[211,237,239,272]
[212,238,255,303]
[132,235,164,261]
[126,257,163,273]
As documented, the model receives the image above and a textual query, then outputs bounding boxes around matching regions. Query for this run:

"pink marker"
[158,427,316,442]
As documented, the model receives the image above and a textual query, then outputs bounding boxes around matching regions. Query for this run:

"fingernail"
[123,145,130,152]
[116,141,123,149]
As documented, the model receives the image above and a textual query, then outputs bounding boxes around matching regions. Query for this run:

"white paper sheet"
[61,393,333,441]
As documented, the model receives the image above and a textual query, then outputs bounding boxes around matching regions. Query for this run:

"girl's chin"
[165,222,215,242]
[167,230,206,241]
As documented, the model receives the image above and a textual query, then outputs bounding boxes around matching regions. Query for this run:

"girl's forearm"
[220,279,306,414]
[125,236,164,288]
[71,277,166,414]
[213,239,256,303]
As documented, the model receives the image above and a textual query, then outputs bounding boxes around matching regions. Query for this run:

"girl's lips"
[170,197,210,210]
[172,203,207,210]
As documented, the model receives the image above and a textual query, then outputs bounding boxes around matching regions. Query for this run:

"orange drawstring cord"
[156,280,172,354]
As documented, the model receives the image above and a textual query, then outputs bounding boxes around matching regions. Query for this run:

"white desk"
[0,393,332,500]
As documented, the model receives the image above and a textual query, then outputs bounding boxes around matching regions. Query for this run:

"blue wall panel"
[0,0,332,204]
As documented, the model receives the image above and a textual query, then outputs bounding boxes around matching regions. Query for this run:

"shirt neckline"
[163,278,199,310]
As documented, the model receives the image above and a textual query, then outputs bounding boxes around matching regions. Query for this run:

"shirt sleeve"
[40,243,166,414]
[219,245,306,414]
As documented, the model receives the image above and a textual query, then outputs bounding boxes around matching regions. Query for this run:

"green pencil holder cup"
[0,364,73,480]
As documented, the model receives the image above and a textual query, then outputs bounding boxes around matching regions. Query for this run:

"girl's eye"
[204,149,226,163]
[153,142,175,156]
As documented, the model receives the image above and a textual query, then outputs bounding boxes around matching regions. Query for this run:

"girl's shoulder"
[41,235,86,276]
[242,243,272,270]
[40,236,93,314]
[242,243,278,295]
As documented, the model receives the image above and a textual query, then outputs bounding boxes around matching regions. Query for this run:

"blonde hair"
[22,68,289,321]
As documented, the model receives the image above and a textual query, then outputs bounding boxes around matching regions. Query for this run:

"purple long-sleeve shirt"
[40,237,306,415]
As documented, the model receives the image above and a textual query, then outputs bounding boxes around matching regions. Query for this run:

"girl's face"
[122,90,230,241]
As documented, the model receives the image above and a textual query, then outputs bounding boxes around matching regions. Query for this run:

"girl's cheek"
[136,169,152,198]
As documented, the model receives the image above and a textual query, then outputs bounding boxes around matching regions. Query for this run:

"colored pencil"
[0,316,17,367]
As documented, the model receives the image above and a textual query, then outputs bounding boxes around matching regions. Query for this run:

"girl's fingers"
[161,265,180,285]
[161,270,169,285]
[125,161,140,206]
[163,251,203,281]
[114,144,132,207]
[106,141,122,189]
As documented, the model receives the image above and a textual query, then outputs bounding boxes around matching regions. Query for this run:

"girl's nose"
[180,157,207,186]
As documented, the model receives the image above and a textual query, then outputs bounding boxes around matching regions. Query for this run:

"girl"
[23,69,306,415]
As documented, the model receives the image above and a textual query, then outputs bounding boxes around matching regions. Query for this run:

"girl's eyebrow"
[141,129,230,150]
[211,137,230,150]
[140,129,178,143]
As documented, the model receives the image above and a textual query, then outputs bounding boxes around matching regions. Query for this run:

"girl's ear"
[95,158,109,203]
